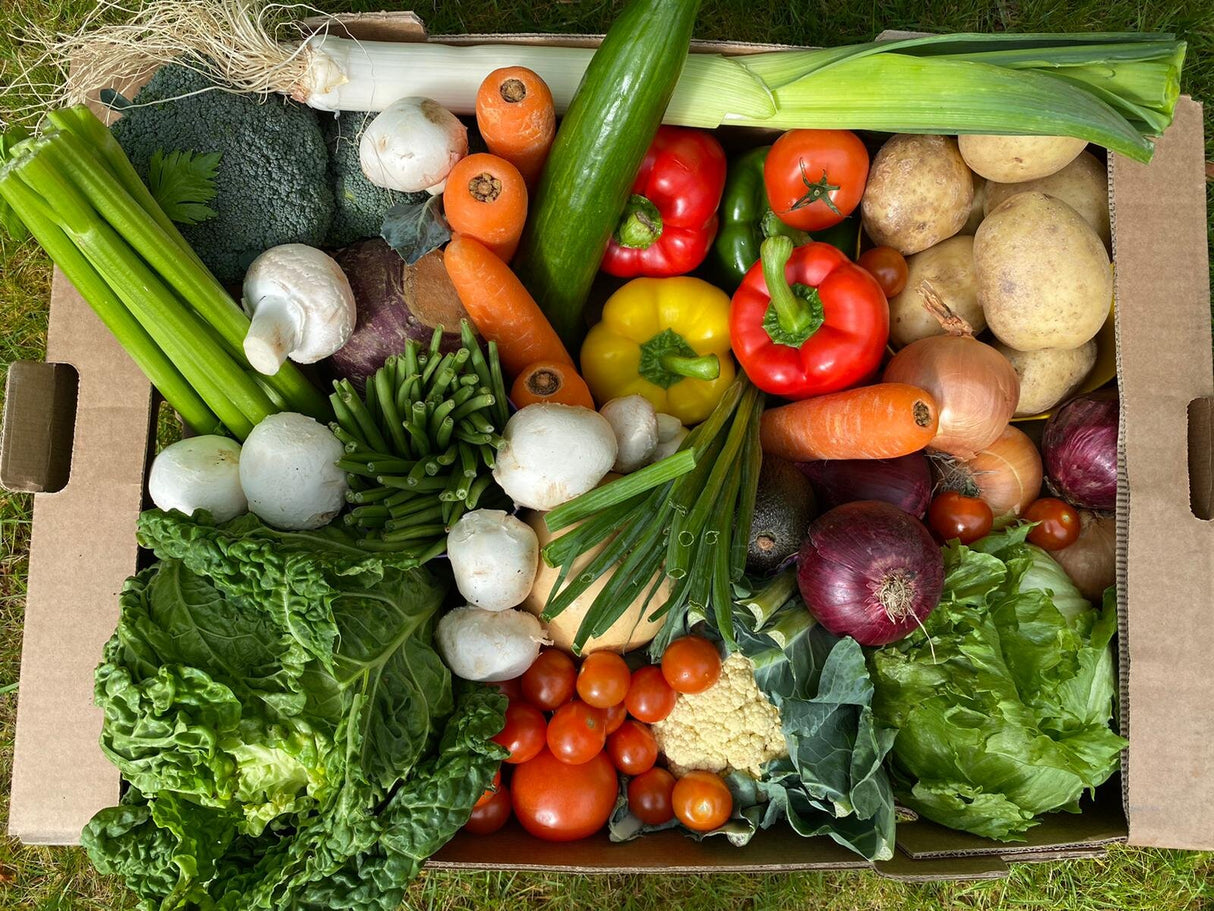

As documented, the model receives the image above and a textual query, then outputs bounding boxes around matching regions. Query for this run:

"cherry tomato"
[492,701,547,765]
[521,649,576,711]
[1024,497,1081,550]
[625,665,678,723]
[465,783,511,835]
[858,245,908,297]
[763,129,869,232]
[661,636,722,695]
[606,720,658,776]
[576,651,631,709]
[492,677,523,703]
[928,491,994,545]
[603,701,627,735]
[628,767,676,826]
[473,770,503,808]
[546,701,608,765]
[672,770,733,832]
[511,748,617,841]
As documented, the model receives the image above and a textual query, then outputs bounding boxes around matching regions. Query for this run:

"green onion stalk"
[0,106,331,439]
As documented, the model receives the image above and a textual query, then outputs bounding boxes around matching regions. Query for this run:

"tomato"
[511,748,617,841]
[491,677,523,703]
[628,767,676,826]
[576,651,631,709]
[1024,497,1081,550]
[672,770,733,832]
[492,701,547,765]
[603,701,627,735]
[928,491,994,545]
[858,246,908,298]
[763,129,869,232]
[546,701,608,765]
[465,783,511,835]
[473,770,503,808]
[660,636,722,695]
[625,665,678,723]
[606,720,658,775]
[521,649,576,711]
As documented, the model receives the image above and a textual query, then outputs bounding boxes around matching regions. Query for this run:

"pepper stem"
[661,352,721,381]
[614,194,664,249]
[759,236,825,349]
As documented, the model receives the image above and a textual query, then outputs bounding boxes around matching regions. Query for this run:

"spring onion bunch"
[0,105,330,438]
[43,1,1185,163]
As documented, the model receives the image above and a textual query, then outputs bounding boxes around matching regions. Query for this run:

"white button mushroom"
[148,435,247,523]
[492,403,618,511]
[241,244,357,376]
[359,97,468,195]
[435,606,549,683]
[599,395,660,474]
[447,510,540,611]
[653,412,689,462]
[238,412,348,530]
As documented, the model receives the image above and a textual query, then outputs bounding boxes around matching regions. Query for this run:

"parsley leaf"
[147,149,221,226]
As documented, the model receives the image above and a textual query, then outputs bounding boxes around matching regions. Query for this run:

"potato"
[982,152,1110,249]
[974,192,1111,352]
[958,134,1087,183]
[521,510,667,654]
[860,135,973,255]
[994,339,1098,416]
[889,236,984,349]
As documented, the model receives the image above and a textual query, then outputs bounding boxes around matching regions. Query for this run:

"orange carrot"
[760,383,940,462]
[442,153,528,262]
[511,360,596,409]
[475,66,556,189]
[444,233,574,380]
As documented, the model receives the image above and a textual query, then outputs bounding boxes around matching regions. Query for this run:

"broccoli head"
[110,65,335,285]
[320,110,428,250]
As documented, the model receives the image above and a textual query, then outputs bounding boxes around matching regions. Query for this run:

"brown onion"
[934,424,1043,517]
[883,335,1019,459]
[1052,510,1116,601]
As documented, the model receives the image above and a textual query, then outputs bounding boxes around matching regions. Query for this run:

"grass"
[0,0,1211,909]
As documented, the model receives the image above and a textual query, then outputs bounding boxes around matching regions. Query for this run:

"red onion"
[1042,390,1119,511]
[799,453,932,518]
[796,500,944,646]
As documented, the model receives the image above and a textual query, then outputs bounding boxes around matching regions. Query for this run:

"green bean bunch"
[330,321,510,556]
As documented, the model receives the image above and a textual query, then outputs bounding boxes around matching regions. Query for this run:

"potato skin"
[994,339,1098,416]
[974,192,1111,351]
[889,236,983,349]
[861,135,973,255]
[983,152,1110,249]
[958,134,1087,183]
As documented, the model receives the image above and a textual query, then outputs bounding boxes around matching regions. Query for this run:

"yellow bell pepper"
[580,277,735,425]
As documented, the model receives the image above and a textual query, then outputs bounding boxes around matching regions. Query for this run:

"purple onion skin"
[796,500,944,647]
[1042,390,1118,511]
[799,453,932,519]
[326,239,470,391]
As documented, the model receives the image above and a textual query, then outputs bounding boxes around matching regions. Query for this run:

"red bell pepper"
[601,126,727,278]
[729,235,889,400]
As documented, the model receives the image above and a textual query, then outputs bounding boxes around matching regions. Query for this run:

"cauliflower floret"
[651,652,787,779]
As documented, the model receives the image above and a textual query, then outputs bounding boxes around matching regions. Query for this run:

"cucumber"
[512,0,701,351]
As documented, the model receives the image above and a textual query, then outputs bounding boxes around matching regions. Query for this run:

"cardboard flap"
[874,852,1008,882]
[1111,96,1214,851]
[1,361,78,493]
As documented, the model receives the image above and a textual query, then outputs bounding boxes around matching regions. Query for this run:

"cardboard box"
[2,11,1211,880]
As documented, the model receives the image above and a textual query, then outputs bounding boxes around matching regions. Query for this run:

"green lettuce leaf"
[868,531,1125,841]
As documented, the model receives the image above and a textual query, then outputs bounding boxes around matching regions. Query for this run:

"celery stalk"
[0,167,221,434]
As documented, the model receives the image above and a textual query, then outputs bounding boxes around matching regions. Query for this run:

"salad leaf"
[868,529,1125,841]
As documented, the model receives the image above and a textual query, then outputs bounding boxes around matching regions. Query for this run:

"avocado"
[746,455,817,575]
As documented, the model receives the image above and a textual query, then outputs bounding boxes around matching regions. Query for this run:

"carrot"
[444,233,574,380]
[442,153,528,262]
[475,66,556,190]
[759,383,940,462]
[511,360,596,410]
